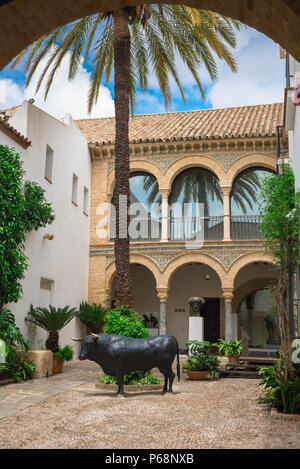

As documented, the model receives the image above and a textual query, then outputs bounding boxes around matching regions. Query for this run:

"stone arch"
[233,277,278,314]
[158,252,228,290]
[223,153,278,187]
[105,253,163,292]
[228,252,276,290]
[1,1,300,71]
[107,160,164,197]
[162,155,225,191]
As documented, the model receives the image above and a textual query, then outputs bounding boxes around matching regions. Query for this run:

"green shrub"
[53,345,74,363]
[104,305,150,339]
[0,308,35,382]
[0,145,54,307]
[98,370,160,386]
[102,305,159,384]
[257,361,300,414]
[76,302,107,333]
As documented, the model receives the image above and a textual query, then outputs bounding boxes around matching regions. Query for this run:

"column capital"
[220,186,232,197]
[222,288,234,302]
[156,287,169,302]
[159,188,170,198]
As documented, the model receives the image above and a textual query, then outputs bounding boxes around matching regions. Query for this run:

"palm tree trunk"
[46,331,59,353]
[113,8,133,307]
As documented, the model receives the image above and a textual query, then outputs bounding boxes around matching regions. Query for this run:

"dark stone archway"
[0,0,300,70]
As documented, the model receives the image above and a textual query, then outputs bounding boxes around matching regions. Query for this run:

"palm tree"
[76,302,107,333]
[26,304,77,352]
[12,5,241,307]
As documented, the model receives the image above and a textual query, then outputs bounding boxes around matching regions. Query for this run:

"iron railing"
[230,215,263,240]
[169,216,224,241]
[110,217,161,241]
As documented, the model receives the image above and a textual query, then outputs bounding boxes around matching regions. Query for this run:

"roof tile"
[76,103,283,146]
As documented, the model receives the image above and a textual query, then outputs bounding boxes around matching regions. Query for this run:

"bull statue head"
[70,333,99,360]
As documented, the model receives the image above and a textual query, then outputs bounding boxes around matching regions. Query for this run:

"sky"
[0,24,286,120]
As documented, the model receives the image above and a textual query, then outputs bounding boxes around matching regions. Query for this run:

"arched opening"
[238,289,280,352]
[110,263,160,331]
[167,262,223,349]
[168,167,223,241]
[230,167,276,240]
[233,260,280,355]
[1,1,300,71]
[111,171,161,241]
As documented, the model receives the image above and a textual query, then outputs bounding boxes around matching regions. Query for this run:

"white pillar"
[160,189,170,242]
[157,288,169,335]
[221,187,231,242]
[223,289,234,341]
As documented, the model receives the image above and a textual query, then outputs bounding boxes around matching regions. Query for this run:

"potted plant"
[76,302,107,333]
[218,338,243,364]
[26,304,77,353]
[53,345,74,373]
[182,340,220,380]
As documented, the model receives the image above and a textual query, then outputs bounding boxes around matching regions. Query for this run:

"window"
[72,173,78,206]
[39,278,54,306]
[45,145,54,183]
[83,186,89,215]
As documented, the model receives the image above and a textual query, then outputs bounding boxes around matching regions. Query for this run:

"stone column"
[160,189,170,242]
[221,187,231,242]
[223,289,234,341]
[157,288,169,335]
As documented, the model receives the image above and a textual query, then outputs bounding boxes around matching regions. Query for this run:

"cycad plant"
[13,5,241,307]
[76,302,107,333]
[26,304,77,352]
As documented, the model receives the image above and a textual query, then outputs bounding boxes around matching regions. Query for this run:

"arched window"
[111,172,161,241]
[239,289,280,350]
[231,168,275,239]
[168,167,223,240]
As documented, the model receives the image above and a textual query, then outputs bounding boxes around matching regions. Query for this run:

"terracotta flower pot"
[228,355,240,364]
[52,356,63,373]
[185,370,208,380]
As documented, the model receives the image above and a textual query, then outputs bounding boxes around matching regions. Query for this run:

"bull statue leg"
[116,374,125,396]
[162,374,168,394]
[167,369,175,393]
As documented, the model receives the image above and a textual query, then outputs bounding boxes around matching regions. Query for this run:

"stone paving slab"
[0,360,100,419]
[0,359,299,449]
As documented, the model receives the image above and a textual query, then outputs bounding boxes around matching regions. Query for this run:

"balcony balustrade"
[109,215,263,242]
[230,215,263,240]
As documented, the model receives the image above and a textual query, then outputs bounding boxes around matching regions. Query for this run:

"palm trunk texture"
[113,8,133,307]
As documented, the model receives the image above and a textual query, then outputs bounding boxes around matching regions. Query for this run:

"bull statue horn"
[70,337,82,342]
[90,333,99,340]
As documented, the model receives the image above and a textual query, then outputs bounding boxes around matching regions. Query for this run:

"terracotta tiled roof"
[76,103,283,146]
[0,115,31,148]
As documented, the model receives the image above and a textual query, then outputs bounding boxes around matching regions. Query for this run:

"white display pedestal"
[188,317,204,355]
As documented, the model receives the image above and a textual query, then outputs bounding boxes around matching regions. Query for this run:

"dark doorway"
[202,298,220,343]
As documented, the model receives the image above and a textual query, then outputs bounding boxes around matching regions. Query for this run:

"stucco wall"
[2,102,91,356]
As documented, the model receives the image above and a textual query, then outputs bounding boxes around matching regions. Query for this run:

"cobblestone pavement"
[0,360,299,449]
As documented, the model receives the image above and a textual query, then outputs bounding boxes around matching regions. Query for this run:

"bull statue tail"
[176,339,180,382]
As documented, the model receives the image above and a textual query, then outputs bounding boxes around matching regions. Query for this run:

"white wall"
[286,56,300,192]
[2,101,91,356]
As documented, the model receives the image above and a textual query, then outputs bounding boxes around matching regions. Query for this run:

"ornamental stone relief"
[104,243,264,272]
[107,152,249,174]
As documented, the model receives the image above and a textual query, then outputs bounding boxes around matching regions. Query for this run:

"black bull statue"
[71,333,180,396]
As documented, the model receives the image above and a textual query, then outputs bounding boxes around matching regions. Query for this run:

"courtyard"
[0,360,299,449]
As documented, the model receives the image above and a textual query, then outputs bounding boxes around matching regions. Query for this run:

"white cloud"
[206,28,286,108]
[0,78,24,109]
[0,53,115,119]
